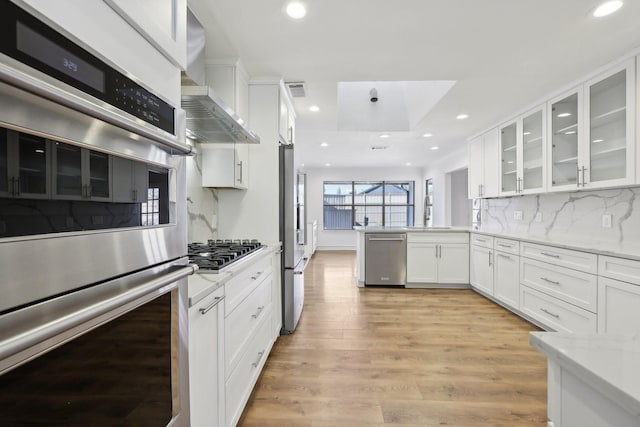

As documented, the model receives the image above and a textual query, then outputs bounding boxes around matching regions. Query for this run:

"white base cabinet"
[494,250,519,310]
[189,285,225,427]
[546,357,640,427]
[469,234,494,295]
[406,233,469,285]
[597,276,640,334]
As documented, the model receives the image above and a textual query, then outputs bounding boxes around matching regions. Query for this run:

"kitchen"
[1,0,640,426]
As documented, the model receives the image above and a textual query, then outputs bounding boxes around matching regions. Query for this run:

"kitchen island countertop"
[353,226,471,233]
[530,332,640,422]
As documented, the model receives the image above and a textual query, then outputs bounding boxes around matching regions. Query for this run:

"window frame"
[323,180,415,230]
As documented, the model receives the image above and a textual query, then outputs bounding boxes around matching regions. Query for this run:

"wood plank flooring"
[239,250,548,426]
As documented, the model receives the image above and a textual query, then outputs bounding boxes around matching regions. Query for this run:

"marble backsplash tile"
[480,187,640,248]
[186,141,218,243]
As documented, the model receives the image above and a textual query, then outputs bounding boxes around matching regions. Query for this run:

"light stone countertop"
[354,226,640,260]
[530,332,640,418]
[353,226,471,233]
[187,243,281,307]
[471,230,640,262]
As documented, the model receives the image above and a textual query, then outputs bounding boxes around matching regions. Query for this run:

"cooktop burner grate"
[188,239,262,271]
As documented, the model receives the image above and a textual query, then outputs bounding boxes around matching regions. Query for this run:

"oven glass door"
[0,290,178,426]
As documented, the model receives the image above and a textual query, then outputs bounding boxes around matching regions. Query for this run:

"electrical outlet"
[514,210,523,221]
[535,212,543,223]
[602,214,612,228]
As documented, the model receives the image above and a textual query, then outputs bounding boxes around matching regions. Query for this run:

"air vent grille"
[286,82,307,98]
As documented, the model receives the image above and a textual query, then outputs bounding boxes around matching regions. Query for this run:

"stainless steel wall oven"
[0,2,194,426]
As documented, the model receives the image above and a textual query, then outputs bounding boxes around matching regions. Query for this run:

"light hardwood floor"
[239,250,548,427]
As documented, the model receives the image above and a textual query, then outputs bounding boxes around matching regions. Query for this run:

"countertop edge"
[530,332,640,418]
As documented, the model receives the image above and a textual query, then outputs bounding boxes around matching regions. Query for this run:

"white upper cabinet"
[549,59,635,192]
[499,121,518,195]
[500,105,546,196]
[548,88,582,191]
[468,128,499,198]
[102,0,187,69]
[521,106,546,193]
[279,87,296,144]
[583,59,635,189]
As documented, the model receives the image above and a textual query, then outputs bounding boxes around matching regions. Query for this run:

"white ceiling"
[187,0,640,170]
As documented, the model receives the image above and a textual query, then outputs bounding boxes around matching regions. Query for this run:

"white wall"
[449,168,471,226]
[423,145,468,226]
[304,166,425,250]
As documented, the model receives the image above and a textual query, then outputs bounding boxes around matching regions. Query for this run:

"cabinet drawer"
[226,310,272,427]
[407,232,469,244]
[599,255,640,286]
[520,257,597,312]
[225,254,272,315]
[225,274,272,375]
[494,238,519,255]
[520,242,597,274]
[520,285,596,333]
[470,233,494,249]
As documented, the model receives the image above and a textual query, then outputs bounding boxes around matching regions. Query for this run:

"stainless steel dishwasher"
[365,233,407,286]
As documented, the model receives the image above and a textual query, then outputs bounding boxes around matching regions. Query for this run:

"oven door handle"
[0,262,197,368]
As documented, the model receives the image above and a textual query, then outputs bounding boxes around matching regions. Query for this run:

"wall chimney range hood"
[181,86,260,144]
[181,8,260,144]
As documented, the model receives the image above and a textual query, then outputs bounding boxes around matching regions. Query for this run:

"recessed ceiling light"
[320,142,329,147]
[286,2,307,19]
[325,163,331,167]
[309,105,320,112]
[423,133,433,138]
[405,162,412,166]
[557,112,571,118]
[379,134,390,138]
[301,163,305,167]
[593,1,623,17]
[456,114,469,120]
[430,146,439,150]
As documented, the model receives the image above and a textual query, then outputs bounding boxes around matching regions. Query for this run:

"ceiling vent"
[371,145,388,150]
[286,82,307,98]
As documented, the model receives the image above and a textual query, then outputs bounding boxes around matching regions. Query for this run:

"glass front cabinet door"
[499,121,518,195]
[582,59,635,189]
[500,105,546,196]
[548,59,635,192]
[521,106,546,193]
[548,89,581,192]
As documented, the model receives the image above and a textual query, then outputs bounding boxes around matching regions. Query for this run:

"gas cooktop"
[188,239,263,271]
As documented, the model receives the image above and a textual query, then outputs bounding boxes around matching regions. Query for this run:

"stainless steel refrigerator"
[279,143,306,334]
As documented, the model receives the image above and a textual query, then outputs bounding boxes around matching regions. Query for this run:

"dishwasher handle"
[367,237,405,241]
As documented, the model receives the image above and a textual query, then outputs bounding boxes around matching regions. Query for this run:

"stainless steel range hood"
[181,8,260,144]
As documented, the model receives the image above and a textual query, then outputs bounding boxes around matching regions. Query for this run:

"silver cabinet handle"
[540,277,560,286]
[251,271,263,280]
[251,305,265,319]
[576,166,581,187]
[438,244,441,258]
[540,308,560,319]
[237,160,243,182]
[497,243,511,248]
[488,251,493,267]
[251,350,265,368]
[540,252,560,259]
[199,296,224,315]
[475,238,487,243]
[581,166,587,186]
[497,253,511,260]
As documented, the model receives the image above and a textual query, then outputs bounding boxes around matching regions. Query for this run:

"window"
[323,181,414,229]
[141,187,160,226]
